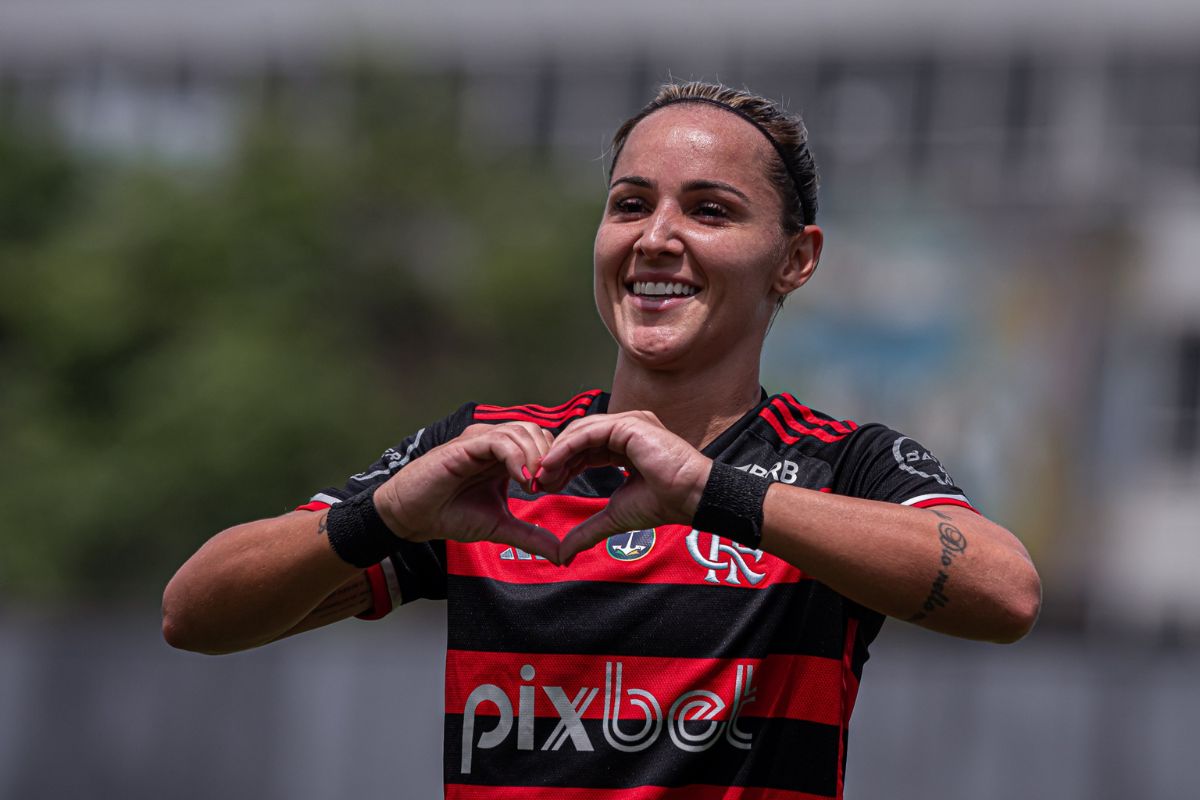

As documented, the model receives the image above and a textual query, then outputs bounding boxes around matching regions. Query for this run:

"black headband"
[619,96,813,226]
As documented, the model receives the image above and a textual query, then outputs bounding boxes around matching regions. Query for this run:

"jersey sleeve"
[830,423,978,513]
[296,402,477,617]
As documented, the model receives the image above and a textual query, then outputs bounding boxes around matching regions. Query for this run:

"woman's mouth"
[629,281,699,298]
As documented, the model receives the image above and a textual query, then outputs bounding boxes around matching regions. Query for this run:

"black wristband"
[691,461,771,549]
[324,489,402,568]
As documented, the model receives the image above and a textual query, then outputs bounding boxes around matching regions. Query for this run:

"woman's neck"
[607,352,764,450]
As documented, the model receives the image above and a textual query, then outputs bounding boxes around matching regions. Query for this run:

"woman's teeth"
[631,281,699,297]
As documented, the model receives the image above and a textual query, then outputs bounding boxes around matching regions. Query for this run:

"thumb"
[490,516,563,566]
[559,507,625,566]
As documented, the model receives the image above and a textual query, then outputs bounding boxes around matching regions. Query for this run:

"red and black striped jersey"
[300,389,976,800]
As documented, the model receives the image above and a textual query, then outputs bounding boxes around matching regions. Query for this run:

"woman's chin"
[618,332,699,371]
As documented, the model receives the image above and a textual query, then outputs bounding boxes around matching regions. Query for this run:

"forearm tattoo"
[317,513,328,537]
[907,513,969,623]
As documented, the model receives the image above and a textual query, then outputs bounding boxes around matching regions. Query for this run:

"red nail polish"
[534,467,545,480]
[521,466,531,481]
[530,479,539,494]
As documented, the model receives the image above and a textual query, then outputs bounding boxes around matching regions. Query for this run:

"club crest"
[605,529,656,562]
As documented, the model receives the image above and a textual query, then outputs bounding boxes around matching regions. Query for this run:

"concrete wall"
[2,608,1193,799]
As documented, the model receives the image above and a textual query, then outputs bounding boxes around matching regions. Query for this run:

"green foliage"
[0,71,611,601]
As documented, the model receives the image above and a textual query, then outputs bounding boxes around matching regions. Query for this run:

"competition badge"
[605,529,656,562]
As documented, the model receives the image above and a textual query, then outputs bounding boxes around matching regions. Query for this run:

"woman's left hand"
[534,412,712,564]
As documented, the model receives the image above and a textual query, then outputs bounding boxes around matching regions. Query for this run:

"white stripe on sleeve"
[901,493,973,507]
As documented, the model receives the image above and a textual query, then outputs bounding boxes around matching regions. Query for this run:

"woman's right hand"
[372,422,562,563]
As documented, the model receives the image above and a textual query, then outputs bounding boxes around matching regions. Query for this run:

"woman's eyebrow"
[609,175,653,190]
[609,175,751,204]
[682,179,751,203]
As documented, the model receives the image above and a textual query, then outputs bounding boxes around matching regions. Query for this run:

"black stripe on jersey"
[447,576,850,661]
[445,714,839,796]
[390,540,448,603]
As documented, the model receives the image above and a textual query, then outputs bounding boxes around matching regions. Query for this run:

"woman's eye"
[694,201,728,219]
[611,197,648,215]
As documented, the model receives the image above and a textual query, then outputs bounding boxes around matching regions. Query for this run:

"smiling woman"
[595,98,820,396]
[162,81,1041,800]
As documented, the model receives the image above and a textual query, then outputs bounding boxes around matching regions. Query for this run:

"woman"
[163,82,1041,799]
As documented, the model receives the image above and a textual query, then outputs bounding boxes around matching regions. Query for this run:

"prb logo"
[736,458,800,484]
[606,529,656,561]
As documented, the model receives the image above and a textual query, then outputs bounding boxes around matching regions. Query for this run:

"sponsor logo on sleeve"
[352,429,426,481]
[892,436,956,487]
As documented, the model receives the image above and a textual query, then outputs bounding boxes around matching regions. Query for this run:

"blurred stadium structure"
[1,1,1198,798]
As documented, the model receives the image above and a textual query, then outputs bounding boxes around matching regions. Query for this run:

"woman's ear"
[773,225,823,297]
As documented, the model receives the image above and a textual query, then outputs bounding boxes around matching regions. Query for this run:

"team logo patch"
[606,529,656,561]
[686,530,766,585]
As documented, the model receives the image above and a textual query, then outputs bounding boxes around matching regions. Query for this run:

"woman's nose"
[635,205,685,259]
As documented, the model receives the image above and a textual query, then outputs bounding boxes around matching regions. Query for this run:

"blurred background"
[1,0,1197,797]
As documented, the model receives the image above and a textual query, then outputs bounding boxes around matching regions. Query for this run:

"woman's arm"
[162,510,366,654]
[162,421,561,654]
[760,489,1040,642]
[543,411,1041,643]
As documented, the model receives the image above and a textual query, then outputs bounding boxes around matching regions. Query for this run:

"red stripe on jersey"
[447,497,804,589]
[769,399,848,444]
[445,651,847,727]
[355,564,392,620]
[295,501,331,512]
[473,407,591,426]
[759,407,800,444]
[447,785,834,800]
[780,395,857,435]
[475,389,602,416]
[909,497,979,515]
[475,390,602,424]
[835,618,860,799]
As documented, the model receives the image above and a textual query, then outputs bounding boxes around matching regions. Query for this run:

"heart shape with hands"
[371,411,714,566]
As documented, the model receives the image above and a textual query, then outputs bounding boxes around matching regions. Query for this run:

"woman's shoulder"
[757,391,973,507]
[756,391,864,447]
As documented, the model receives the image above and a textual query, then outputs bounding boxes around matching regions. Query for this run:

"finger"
[462,424,546,491]
[491,515,563,565]
[490,435,539,490]
[499,422,555,490]
[539,415,612,462]
[558,507,625,566]
[539,418,628,486]
[537,449,623,494]
[508,421,555,461]
[531,427,556,491]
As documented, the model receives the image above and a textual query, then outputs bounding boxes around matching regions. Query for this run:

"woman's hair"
[608,81,819,232]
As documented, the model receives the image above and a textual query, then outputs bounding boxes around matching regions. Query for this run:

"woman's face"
[594,104,819,373]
